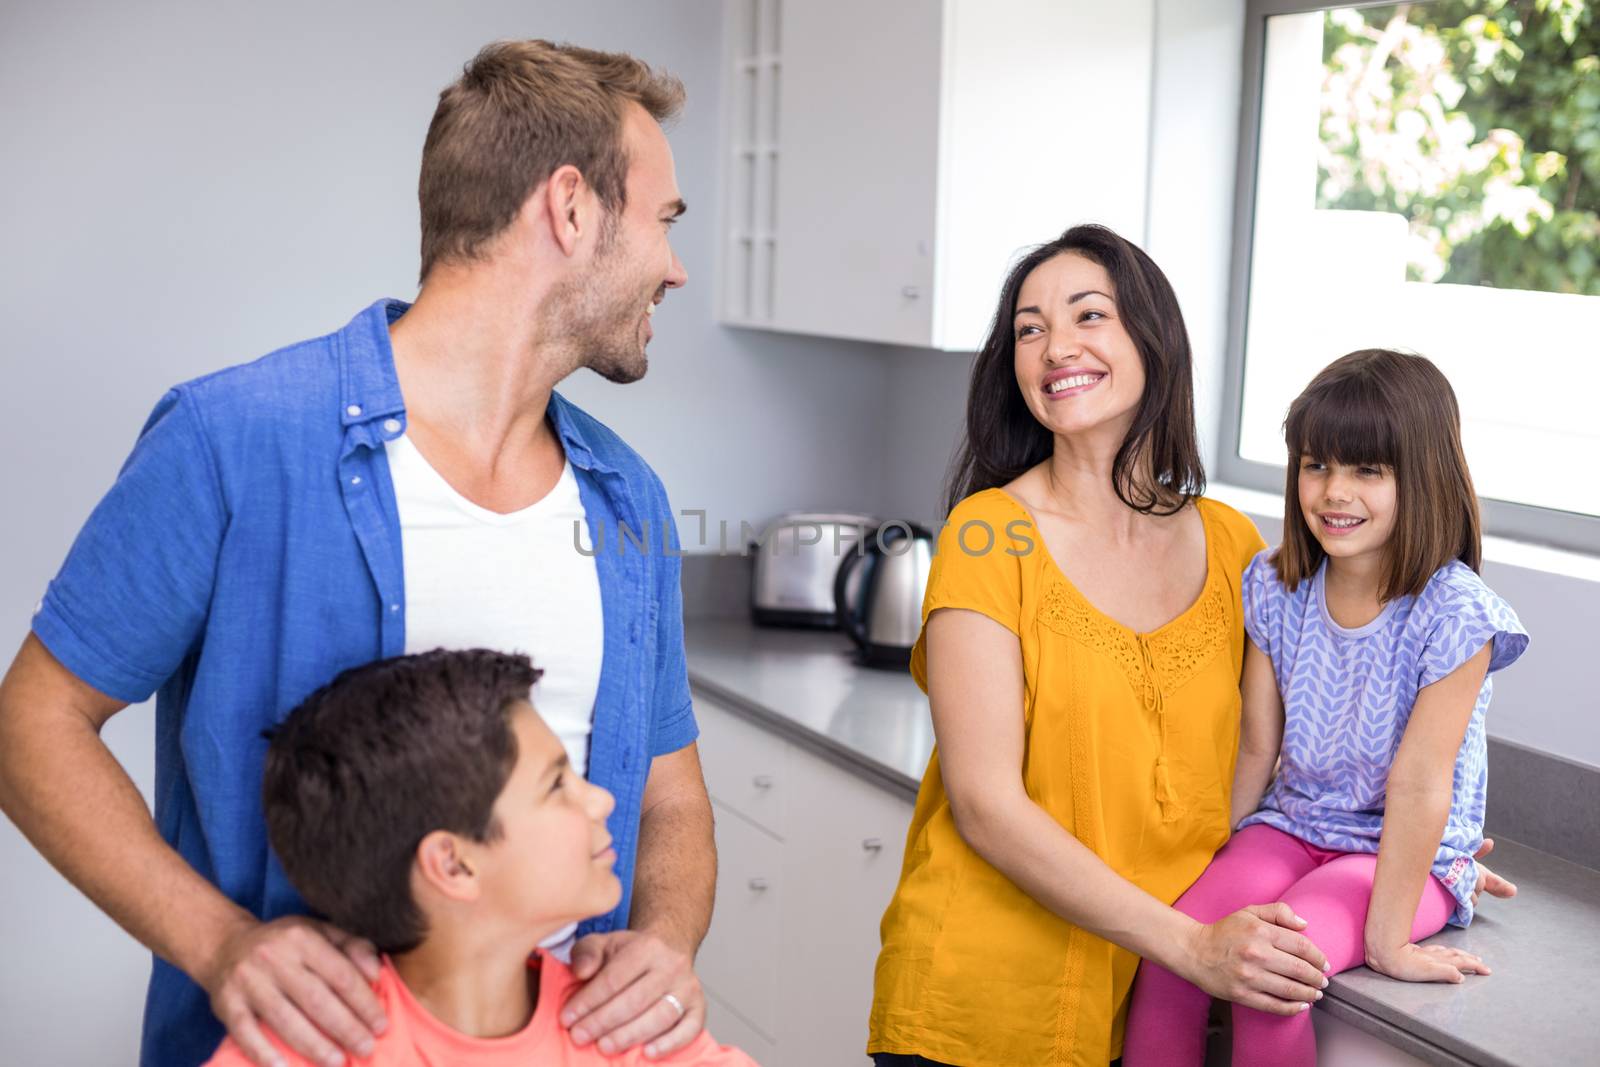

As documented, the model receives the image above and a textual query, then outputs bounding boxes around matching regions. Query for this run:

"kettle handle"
[833,528,875,649]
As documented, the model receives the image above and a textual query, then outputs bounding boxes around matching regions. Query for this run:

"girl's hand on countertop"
[1366,941,1490,984]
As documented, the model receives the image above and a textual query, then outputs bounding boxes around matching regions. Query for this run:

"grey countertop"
[684,618,1600,1067]
[684,620,932,798]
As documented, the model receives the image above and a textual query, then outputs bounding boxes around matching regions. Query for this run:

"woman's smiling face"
[1012,252,1145,442]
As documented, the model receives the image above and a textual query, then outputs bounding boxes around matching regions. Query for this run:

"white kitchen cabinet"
[1310,1011,1434,1067]
[694,694,916,1067]
[700,803,785,1039]
[718,0,1155,350]
[696,693,793,841]
[777,744,913,1067]
[1197,1009,1437,1066]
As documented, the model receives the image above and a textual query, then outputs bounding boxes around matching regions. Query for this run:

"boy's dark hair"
[944,223,1206,518]
[1275,348,1482,600]
[263,648,541,953]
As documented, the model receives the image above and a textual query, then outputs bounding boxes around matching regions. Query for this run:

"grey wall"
[0,0,889,1059]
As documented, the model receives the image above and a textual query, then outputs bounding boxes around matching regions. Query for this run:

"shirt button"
[383,418,402,435]
[390,603,400,613]
[350,476,362,486]
[346,404,362,417]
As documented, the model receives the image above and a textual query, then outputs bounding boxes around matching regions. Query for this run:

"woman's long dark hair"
[943,224,1206,518]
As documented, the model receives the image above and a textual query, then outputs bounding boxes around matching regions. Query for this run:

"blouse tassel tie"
[1138,637,1185,822]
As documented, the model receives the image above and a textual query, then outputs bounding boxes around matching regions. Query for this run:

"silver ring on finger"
[662,992,686,1020]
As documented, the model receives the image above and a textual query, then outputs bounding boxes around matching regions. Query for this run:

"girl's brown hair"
[1275,348,1481,600]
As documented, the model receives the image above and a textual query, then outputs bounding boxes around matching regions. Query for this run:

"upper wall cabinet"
[717,0,1155,351]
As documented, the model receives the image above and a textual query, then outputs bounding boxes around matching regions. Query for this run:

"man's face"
[567,103,689,383]
[470,703,620,930]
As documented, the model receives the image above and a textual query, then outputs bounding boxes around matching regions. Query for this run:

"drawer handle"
[862,837,884,852]
[748,877,770,891]
[751,774,774,790]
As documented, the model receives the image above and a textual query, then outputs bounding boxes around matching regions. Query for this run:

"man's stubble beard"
[550,219,649,385]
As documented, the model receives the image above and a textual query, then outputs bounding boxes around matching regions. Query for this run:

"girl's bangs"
[1286,374,1396,467]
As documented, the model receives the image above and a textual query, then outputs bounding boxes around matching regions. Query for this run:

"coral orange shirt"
[203,954,759,1067]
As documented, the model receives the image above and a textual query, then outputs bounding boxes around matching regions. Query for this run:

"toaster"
[749,512,878,628]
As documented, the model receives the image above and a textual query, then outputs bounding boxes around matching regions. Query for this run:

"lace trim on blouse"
[1037,571,1231,822]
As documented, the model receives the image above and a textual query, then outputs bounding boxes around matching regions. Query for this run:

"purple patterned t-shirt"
[1237,552,1528,926]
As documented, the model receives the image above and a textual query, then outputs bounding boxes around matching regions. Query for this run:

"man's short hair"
[417,39,685,282]
[263,649,541,953]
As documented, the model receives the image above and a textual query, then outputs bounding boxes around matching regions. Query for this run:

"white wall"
[0,1,890,1060]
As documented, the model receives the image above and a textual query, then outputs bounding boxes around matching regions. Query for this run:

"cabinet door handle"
[751,774,774,790]
[862,837,884,852]
[748,877,770,891]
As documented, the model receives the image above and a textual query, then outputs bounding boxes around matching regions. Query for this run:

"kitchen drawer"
[695,696,792,840]
[779,750,914,1065]
[705,988,779,1066]
[698,799,785,1041]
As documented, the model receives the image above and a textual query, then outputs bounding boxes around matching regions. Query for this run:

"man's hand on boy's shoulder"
[202,913,388,1067]
[561,929,705,1059]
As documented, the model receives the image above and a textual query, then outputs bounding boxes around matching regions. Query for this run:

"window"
[1223,0,1600,552]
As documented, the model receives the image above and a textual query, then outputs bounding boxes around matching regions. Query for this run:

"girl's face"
[1297,458,1397,570]
[1012,253,1145,441]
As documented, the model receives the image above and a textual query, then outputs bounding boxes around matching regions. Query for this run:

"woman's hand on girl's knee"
[1180,903,1332,1017]
[1366,942,1490,984]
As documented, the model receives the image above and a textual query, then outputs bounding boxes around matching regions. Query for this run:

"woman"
[866,225,1333,1067]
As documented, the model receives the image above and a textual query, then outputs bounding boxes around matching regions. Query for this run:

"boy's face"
[472,703,620,929]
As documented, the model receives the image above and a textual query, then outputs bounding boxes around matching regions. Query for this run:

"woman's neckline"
[989,487,1217,640]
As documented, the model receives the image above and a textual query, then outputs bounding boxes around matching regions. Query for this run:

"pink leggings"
[1122,824,1455,1067]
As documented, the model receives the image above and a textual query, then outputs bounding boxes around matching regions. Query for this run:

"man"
[0,40,715,1067]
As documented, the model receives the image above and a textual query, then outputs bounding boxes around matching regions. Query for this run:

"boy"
[204,649,754,1066]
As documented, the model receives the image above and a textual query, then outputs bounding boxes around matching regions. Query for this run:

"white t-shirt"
[386,436,604,953]
[385,434,604,774]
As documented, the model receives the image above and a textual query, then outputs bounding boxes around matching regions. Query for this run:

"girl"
[1122,349,1528,1067]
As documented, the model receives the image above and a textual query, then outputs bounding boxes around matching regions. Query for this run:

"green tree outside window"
[1318,0,1600,294]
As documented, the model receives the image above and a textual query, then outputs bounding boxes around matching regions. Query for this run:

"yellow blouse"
[869,489,1265,1067]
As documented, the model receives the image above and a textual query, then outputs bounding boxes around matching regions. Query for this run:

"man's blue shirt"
[30,299,698,1067]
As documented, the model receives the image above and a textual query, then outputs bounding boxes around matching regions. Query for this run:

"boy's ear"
[415,830,481,903]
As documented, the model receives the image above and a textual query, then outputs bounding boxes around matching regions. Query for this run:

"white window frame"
[1220,0,1600,555]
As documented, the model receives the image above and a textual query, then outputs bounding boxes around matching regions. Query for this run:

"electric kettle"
[832,522,935,669]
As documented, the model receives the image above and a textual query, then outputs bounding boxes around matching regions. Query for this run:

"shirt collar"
[546,392,616,476]
[339,299,409,428]
[339,298,617,476]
